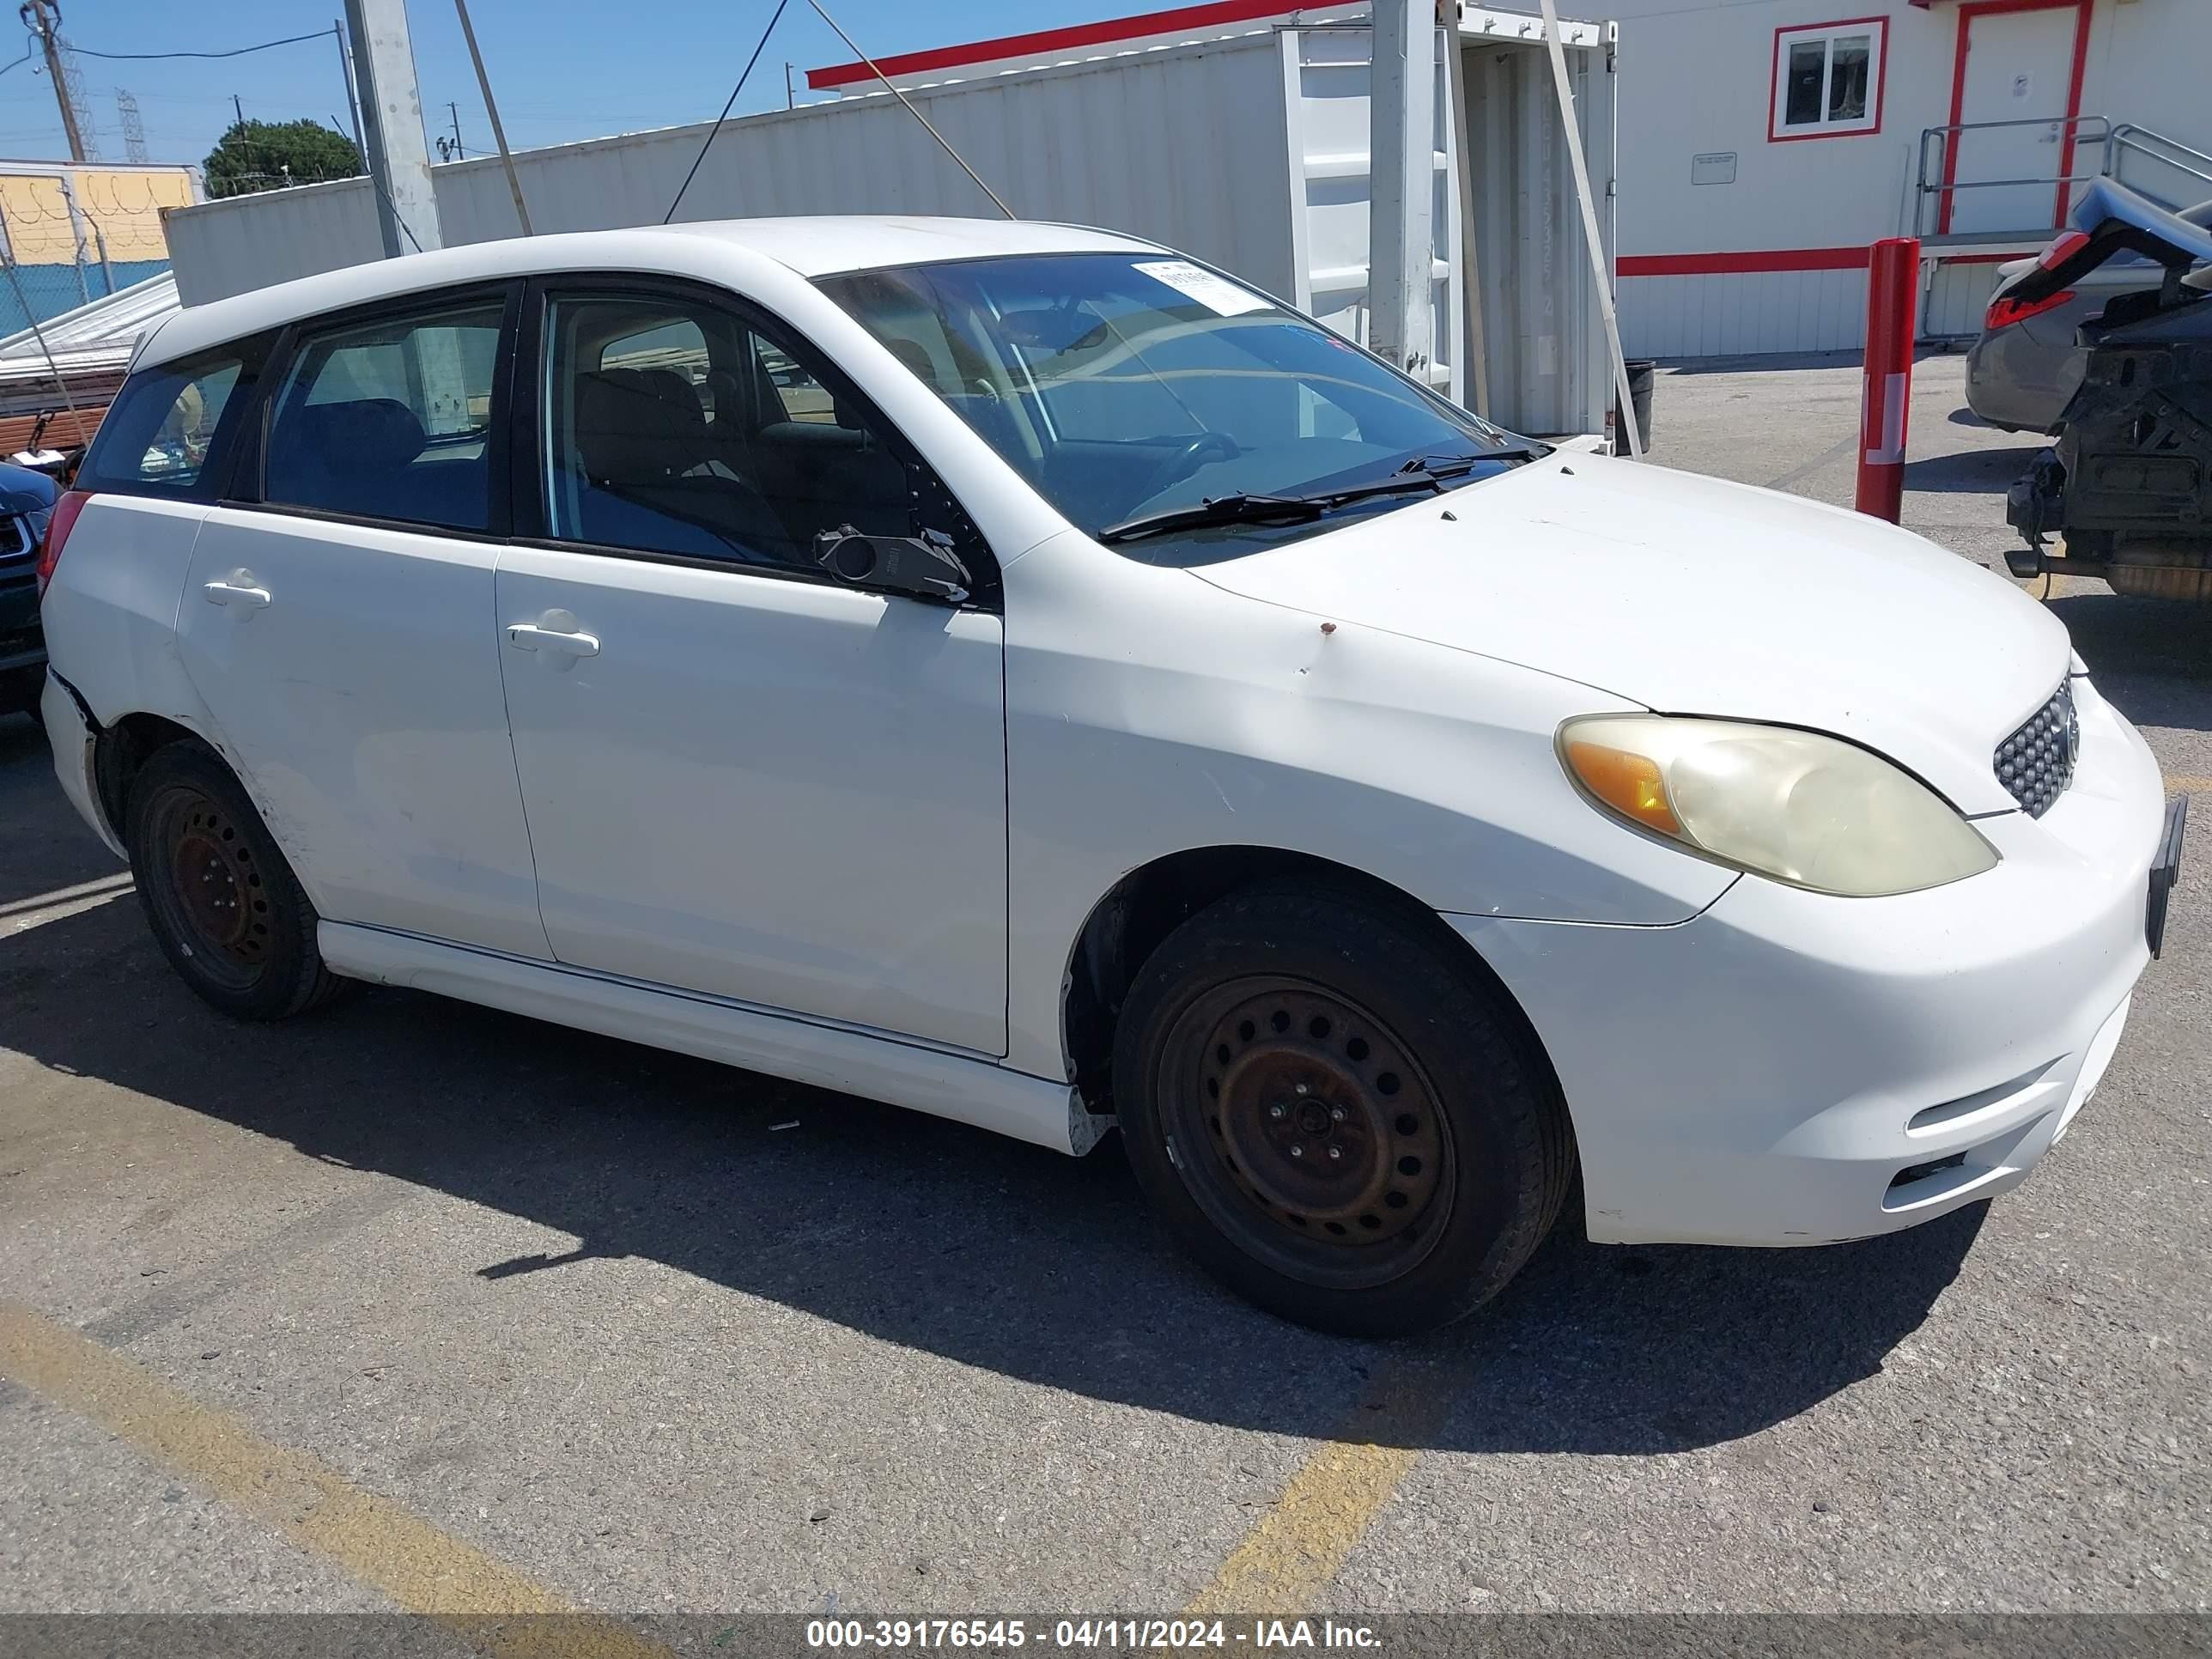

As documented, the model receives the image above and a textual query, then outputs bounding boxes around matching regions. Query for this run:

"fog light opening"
[1887,1152,1967,1194]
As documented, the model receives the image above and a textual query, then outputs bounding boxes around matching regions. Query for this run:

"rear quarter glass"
[76,332,274,501]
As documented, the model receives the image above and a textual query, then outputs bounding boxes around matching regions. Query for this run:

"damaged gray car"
[2007,178,2212,599]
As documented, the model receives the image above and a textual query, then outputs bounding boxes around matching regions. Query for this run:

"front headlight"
[1559,716,1998,897]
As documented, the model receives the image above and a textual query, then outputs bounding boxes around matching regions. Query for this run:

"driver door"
[493,280,1009,1054]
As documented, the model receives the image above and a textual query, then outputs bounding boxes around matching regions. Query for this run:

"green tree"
[202,119,363,199]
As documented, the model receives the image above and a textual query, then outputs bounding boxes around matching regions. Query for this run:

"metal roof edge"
[0,270,180,366]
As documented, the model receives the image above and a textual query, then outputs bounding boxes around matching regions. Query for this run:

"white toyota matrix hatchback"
[37,218,2183,1335]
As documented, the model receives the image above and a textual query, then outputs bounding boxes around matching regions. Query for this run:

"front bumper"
[1454,672,2169,1248]
[0,592,41,672]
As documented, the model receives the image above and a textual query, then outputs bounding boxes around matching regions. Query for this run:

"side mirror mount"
[814,524,973,605]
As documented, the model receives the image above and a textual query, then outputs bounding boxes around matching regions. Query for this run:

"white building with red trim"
[807,0,2210,360]
[1602,0,2208,355]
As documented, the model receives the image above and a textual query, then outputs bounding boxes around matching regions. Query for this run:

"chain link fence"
[0,166,194,335]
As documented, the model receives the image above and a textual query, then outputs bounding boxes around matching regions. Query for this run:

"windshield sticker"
[1134,259,1272,317]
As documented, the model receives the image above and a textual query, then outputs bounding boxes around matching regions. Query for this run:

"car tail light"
[35,489,91,598]
[2036,229,2092,271]
[1986,288,2075,331]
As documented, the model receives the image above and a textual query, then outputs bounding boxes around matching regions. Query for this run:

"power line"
[64,26,338,64]
[663,0,788,225]
[803,0,1012,218]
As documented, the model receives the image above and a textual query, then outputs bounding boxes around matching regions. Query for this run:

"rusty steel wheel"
[1161,976,1457,1291]
[127,740,349,1020]
[1115,883,1574,1335]
[149,787,272,990]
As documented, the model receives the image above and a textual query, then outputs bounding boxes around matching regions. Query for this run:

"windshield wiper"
[1097,450,1538,545]
[1097,492,1328,544]
[1401,447,1547,473]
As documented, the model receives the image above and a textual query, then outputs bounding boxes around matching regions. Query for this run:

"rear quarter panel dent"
[44,495,218,734]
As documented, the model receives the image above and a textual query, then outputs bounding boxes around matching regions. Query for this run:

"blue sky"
[0,2,1117,169]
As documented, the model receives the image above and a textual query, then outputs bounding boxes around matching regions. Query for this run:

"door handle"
[203,574,271,611]
[506,622,601,657]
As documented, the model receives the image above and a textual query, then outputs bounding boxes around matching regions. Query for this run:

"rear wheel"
[125,741,350,1020]
[1115,884,1572,1337]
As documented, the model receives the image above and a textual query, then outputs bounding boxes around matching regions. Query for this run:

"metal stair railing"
[2108,124,2212,216]
[1914,114,2110,240]
[1917,118,2212,242]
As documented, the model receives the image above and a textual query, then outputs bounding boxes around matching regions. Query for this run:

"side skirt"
[319,921,1098,1156]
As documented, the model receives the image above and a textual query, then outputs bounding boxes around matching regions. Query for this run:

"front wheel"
[125,740,352,1020]
[1114,884,1574,1337]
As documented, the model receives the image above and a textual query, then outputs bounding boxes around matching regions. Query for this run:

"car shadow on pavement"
[1900,446,2048,495]
[1,793,1981,1456]
[0,714,125,911]
[2049,591,2212,717]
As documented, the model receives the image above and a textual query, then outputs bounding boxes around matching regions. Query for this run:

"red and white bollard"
[1855,236,1921,523]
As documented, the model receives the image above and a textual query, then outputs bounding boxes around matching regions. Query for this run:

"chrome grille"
[1994,681,2077,818]
[0,515,25,562]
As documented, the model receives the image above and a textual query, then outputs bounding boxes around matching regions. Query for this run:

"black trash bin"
[1618,360,1656,455]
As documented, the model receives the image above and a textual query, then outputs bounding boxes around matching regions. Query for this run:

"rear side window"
[76,345,259,496]
[264,300,505,532]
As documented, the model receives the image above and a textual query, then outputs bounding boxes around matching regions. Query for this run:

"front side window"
[818,253,1534,564]
[1772,20,1883,140]
[539,292,915,570]
[264,300,505,532]
[78,346,258,495]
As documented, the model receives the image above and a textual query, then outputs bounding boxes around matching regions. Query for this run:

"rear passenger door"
[176,284,553,960]
[495,280,1008,1054]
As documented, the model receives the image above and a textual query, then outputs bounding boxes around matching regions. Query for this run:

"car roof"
[137,216,1161,372]
[664,215,1158,274]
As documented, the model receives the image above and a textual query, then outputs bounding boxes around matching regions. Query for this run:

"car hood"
[1188,454,2069,816]
[0,459,57,520]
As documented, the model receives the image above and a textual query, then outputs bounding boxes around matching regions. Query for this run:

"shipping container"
[160,3,1619,441]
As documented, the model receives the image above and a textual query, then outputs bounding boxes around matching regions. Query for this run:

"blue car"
[0,459,60,717]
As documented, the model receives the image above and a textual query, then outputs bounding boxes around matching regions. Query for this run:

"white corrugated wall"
[161,17,1613,436]
[164,33,1300,309]
[1618,268,1870,359]
[1922,258,2014,341]
[1462,37,1611,434]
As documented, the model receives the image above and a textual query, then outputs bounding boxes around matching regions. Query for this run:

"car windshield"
[816,252,1540,563]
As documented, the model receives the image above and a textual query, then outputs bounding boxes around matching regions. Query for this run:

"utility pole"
[1367,0,1436,381]
[20,1,87,162]
[447,100,464,160]
[343,0,443,256]
[332,20,367,160]
[232,93,245,126]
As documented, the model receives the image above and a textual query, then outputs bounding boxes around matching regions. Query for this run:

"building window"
[1771,18,1885,141]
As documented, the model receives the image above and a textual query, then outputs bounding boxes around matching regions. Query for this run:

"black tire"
[1114,882,1574,1338]
[125,740,352,1020]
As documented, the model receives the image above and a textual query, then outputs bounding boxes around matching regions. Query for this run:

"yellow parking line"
[0,872,133,921]
[0,872,133,934]
[0,1303,669,1659]
[1183,1359,1455,1615]
[2165,776,2212,796]
[1182,1438,1420,1615]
